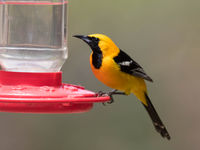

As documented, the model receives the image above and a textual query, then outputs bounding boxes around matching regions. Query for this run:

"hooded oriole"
[74,34,170,140]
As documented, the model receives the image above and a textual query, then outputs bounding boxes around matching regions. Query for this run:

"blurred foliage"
[0,0,200,150]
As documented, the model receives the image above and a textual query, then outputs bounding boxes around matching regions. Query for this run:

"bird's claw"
[97,91,114,105]
[98,90,125,105]
[107,96,114,104]
[97,91,107,97]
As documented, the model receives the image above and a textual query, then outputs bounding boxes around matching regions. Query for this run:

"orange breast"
[89,53,148,104]
[90,54,146,93]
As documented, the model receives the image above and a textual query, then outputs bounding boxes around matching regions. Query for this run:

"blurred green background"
[0,0,200,150]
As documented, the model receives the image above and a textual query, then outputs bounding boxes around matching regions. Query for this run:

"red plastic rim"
[0,71,110,113]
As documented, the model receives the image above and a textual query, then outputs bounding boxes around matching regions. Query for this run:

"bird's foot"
[97,89,126,105]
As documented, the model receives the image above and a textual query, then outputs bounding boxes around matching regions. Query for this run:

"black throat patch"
[92,51,102,69]
[88,37,102,69]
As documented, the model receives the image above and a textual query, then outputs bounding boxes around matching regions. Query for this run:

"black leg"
[108,89,126,96]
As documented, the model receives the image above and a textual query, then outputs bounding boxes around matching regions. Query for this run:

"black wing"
[113,49,153,82]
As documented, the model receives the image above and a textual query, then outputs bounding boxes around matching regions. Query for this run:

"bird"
[73,34,171,140]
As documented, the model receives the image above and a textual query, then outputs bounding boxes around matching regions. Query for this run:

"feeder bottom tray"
[0,71,110,113]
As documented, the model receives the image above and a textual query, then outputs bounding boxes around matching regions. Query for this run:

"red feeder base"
[0,71,110,113]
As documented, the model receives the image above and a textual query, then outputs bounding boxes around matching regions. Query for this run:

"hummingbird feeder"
[0,0,110,113]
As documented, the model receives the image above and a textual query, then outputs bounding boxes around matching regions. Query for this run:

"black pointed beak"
[73,35,92,44]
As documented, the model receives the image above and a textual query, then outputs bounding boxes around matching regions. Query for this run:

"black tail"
[143,93,171,140]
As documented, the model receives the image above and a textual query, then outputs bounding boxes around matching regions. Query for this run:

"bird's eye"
[93,37,99,42]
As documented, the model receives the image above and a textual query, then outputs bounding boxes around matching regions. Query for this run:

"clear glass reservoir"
[0,0,68,72]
